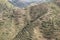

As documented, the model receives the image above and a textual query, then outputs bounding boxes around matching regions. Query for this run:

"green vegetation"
[0,0,60,40]
[0,0,16,40]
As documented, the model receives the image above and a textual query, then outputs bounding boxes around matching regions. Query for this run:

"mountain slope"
[8,0,54,8]
[0,0,60,40]
[0,0,28,40]
[13,2,60,40]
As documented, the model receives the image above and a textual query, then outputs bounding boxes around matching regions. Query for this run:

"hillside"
[0,0,27,40]
[13,2,60,40]
[0,0,60,40]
